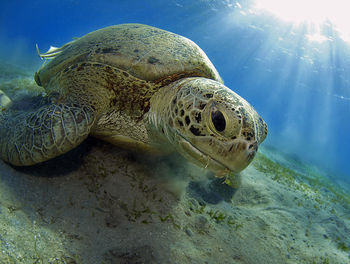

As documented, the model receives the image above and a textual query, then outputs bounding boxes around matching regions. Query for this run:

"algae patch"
[253,152,350,210]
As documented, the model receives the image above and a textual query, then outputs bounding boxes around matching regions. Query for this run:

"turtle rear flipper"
[0,90,12,110]
[0,103,95,166]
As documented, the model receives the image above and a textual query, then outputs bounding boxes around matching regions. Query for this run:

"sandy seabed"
[0,65,349,264]
[0,137,349,264]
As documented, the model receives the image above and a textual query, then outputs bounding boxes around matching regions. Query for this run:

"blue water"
[1,0,349,180]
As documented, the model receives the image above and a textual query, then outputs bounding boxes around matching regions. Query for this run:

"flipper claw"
[36,44,64,60]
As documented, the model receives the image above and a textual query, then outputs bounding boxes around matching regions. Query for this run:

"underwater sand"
[0,68,350,264]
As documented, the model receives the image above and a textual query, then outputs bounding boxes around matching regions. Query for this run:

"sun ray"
[253,0,350,42]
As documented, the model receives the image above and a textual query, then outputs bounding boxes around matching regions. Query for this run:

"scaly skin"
[146,77,267,175]
[0,100,94,166]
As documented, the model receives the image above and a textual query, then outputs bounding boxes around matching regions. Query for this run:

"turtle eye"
[211,110,226,132]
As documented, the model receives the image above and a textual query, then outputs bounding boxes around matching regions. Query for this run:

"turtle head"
[150,77,267,176]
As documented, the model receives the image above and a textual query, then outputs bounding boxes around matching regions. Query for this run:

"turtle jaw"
[177,137,230,177]
[176,133,258,177]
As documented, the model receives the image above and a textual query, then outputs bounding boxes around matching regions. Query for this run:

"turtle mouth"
[177,137,231,177]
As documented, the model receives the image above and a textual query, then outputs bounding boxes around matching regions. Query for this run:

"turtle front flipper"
[0,102,95,166]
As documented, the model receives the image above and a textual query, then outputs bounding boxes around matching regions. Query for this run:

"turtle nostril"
[228,143,234,152]
[248,141,258,151]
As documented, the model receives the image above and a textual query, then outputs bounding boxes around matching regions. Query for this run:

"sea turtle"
[0,23,267,176]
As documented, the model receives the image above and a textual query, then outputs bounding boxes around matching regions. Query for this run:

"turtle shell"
[36,23,222,88]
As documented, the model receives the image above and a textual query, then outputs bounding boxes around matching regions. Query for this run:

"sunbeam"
[253,0,350,43]
[220,0,350,174]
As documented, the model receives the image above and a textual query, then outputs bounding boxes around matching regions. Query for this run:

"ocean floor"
[0,67,350,264]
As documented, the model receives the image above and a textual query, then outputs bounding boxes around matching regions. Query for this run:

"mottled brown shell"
[36,23,222,89]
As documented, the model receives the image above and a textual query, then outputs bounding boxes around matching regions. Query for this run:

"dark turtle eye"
[211,110,226,132]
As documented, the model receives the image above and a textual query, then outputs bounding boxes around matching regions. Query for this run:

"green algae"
[188,200,244,229]
[335,236,350,252]
[253,152,350,209]
[207,209,226,222]
[158,214,180,229]
[336,241,349,252]
[0,78,44,98]
[224,172,241,188]
[312,257,331,264]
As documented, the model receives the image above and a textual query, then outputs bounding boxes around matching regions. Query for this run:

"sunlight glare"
[254,0,350,42]
[306,33,329,43]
